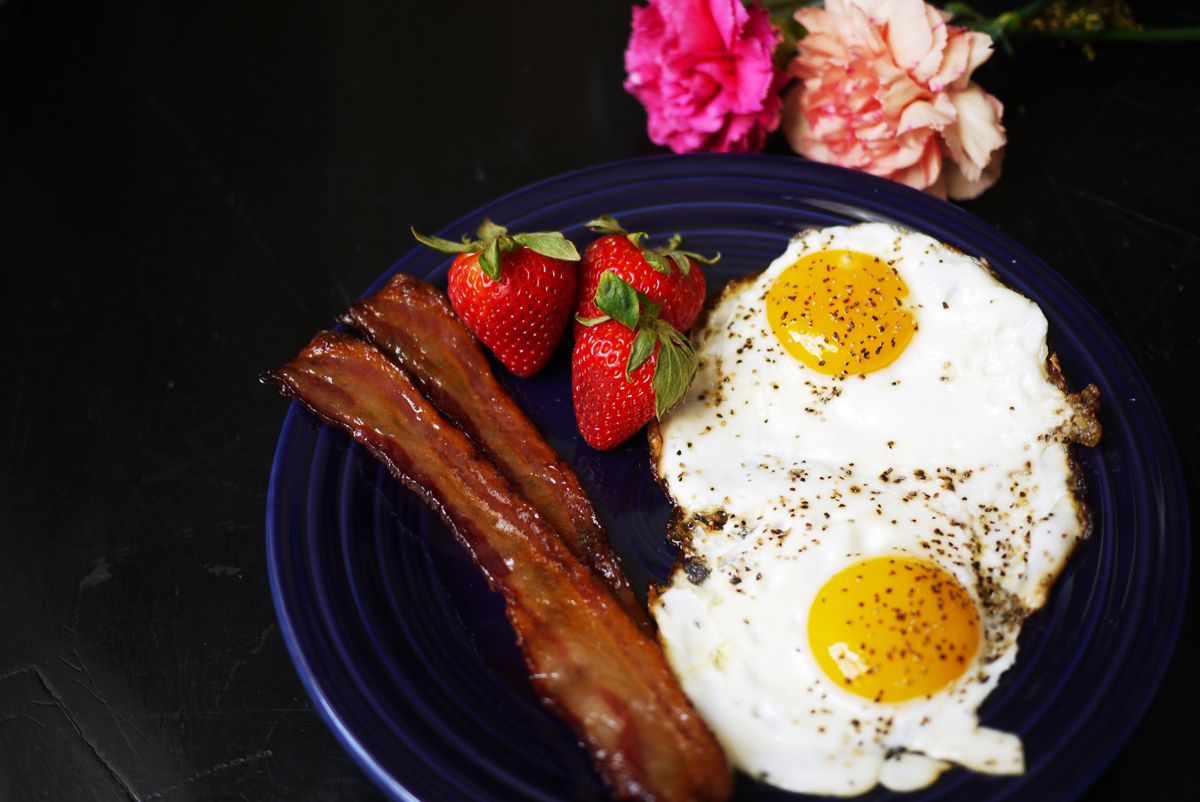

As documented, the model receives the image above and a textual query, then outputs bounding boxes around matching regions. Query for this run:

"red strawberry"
[574,215,717,337]
[413,220,579,378]
[573,322,656,450]
[572,273,698,450]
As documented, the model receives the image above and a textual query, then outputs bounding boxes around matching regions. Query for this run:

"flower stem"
[1011,0,1054,26]
[943,3,987,22]
[1031,25,1200,42]
[947,0,1052,38]
[763,0,1200,45]
[757,0,819,12]
[947,0,1200,44]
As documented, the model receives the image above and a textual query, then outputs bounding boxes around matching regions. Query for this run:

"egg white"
[651,224,1089,795]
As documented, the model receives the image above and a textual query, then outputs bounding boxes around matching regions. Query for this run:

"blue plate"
[266,155,1189,802]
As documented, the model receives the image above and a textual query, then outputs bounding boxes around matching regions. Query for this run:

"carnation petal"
[792,31,849,71]
[704,0,749,50]
[945,146,1004,199]
[733,40,782,111]
[889,140,944,194]
[929,29,970,91]
[810,112,849,140]
[846,1,889,53]
[624,4,666,89]
[943,84,1005,180]
[661,0,724,54]
[880,74,925,117]
[847,0,886,18]
[856,120,892,141]
[785,85,852,166]
[871,129,936,171]
[898,98,954,133]
[711,109,760,152]
[954,32,995,89]
[795,6,837,39]
[911,4,950,83]
[882,0,937,72]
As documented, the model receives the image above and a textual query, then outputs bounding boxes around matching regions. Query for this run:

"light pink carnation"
[783,0,1006,199]
[625,0,783,153]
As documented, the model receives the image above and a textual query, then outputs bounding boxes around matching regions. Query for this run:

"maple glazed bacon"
[340,273,650,632]
[265,331,732,802]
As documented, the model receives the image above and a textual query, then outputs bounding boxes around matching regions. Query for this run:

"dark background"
[1,1,1196,800]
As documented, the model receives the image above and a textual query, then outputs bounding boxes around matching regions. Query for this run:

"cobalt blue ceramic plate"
[266,154,1189,802]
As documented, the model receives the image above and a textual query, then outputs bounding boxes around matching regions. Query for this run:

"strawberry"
[413,220,579,378]
[572,273,698,450]
[574,215,717,337]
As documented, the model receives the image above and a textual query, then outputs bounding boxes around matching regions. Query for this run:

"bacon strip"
[340,273,651,632]
[264,331,732,802]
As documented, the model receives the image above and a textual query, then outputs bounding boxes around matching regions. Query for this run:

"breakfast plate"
[266,154,1189,802]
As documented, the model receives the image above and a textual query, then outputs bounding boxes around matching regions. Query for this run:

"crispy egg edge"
[645,231,1102,616]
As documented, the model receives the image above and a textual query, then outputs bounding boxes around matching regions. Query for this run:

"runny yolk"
[808,556,980,703]
[766,250,915,377]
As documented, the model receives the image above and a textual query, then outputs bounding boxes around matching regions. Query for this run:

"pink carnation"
[625,0,783,153]
[783,0,1006,199]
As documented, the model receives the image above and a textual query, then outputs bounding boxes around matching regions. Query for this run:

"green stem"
[762,0,1200,46]
[1011,0,1053,26]
[757,0,799,10]
[1029,25,1200,42]
[758,0,820,14]
[943,3,988,23]
[948,0,1050,37]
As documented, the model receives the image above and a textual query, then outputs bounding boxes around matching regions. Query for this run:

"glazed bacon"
[265,331,732,802]
[340,273,651,632]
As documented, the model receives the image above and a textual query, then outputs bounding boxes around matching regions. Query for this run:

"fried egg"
[649,224,1097,796]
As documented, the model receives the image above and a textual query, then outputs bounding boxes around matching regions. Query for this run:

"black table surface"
[2,1,1196,800]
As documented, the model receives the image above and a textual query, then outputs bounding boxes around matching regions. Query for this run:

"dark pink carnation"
[624,0,783,153]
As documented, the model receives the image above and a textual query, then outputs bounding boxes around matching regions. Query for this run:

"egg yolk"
[808,556,980,703]
[766,250,915,377]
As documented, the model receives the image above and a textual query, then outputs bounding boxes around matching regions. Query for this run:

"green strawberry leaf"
[626,327,657,379]
[478,237,503,281]
[593,271,640,330]
[642,250,672,275]
[623,228,720,278]
[585,215,626,235]
[476,219,508,241]
[667,251,692,277]
[676,249,721,266]
[638,293,661,324]
[512,232,581,261]
[651,323,698,418]
[496,233,518,255]
[575,314,610,327]
[412,228,477,254]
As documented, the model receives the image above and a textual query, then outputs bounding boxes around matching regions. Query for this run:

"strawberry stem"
[414,218,579,282]
[512,232,581,261]
[586,214,718,277]
[584,215,627,236]
[476,219,508,241]
[479,237,504,281]
[411,228,475,254]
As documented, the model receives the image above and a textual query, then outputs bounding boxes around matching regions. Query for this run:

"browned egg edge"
[645,249,1102,626]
